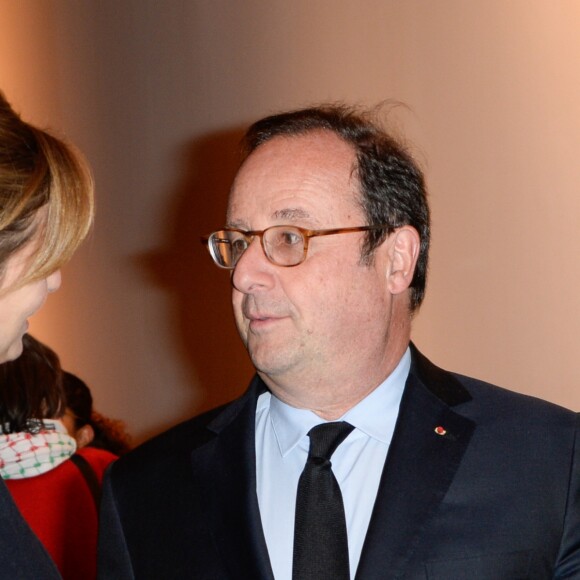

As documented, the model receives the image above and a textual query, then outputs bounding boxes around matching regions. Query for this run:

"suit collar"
[206,374,267,433]
[356,345,476,578]
[193,375,274,580]
[408,342,472,407]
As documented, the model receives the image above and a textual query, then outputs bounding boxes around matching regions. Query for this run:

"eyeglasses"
[202,224,393,269]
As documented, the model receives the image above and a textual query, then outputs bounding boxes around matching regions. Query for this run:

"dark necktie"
[292,421,355,580]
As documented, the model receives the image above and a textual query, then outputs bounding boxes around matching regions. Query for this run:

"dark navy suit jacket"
[98,346,580,579]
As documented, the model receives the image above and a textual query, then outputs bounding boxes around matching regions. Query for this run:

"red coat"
[6,446,116,580]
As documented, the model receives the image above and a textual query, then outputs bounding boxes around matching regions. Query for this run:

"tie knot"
[307,421,354,461]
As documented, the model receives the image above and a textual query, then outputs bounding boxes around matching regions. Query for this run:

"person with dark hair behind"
[62,371,131,456]
[0,334,116,580]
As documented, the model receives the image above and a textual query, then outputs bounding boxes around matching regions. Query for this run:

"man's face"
[227,131,397,403]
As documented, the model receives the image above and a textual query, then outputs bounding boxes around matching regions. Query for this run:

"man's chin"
[250,351,294,379]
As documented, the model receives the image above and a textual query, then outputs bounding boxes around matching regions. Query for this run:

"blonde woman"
[0,91,94,578]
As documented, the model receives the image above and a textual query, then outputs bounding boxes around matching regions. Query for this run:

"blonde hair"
[0,91,94,289]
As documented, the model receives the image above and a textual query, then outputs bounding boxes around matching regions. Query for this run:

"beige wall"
[1,1,578,444]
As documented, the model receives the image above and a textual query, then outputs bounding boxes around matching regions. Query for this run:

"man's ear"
[386,226,421,295]
[76,424,95,449]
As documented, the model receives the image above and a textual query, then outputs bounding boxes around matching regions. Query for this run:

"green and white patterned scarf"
[0,419,77,480]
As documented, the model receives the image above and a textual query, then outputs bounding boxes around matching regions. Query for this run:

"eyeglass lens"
[209,226,305,268]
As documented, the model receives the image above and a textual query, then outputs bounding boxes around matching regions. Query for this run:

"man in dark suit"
[99,106,580,579]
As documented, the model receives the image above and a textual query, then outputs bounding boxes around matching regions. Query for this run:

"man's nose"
[231,237,275,294]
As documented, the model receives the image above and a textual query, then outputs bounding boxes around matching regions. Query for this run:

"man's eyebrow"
[226,208,315,230]
[225,220,247,229]
[272,208,312,222]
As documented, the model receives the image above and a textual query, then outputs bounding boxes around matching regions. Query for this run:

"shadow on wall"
[138,127,255,427]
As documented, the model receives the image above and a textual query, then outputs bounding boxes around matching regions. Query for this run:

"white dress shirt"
[255,348,410,579]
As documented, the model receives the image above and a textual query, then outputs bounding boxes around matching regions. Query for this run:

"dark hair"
[0,334,65,433]
[63,371,131,455]
[241,104,430,310]
[62,372,92,429]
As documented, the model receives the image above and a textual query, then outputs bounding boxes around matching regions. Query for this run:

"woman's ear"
[386,226,421,295]
[76,424,95,449]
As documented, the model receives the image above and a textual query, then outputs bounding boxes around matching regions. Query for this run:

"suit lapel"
[355,346,476,579]
[192,376,274,580]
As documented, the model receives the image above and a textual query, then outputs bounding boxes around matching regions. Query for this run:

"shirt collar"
[267,347,411,458]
